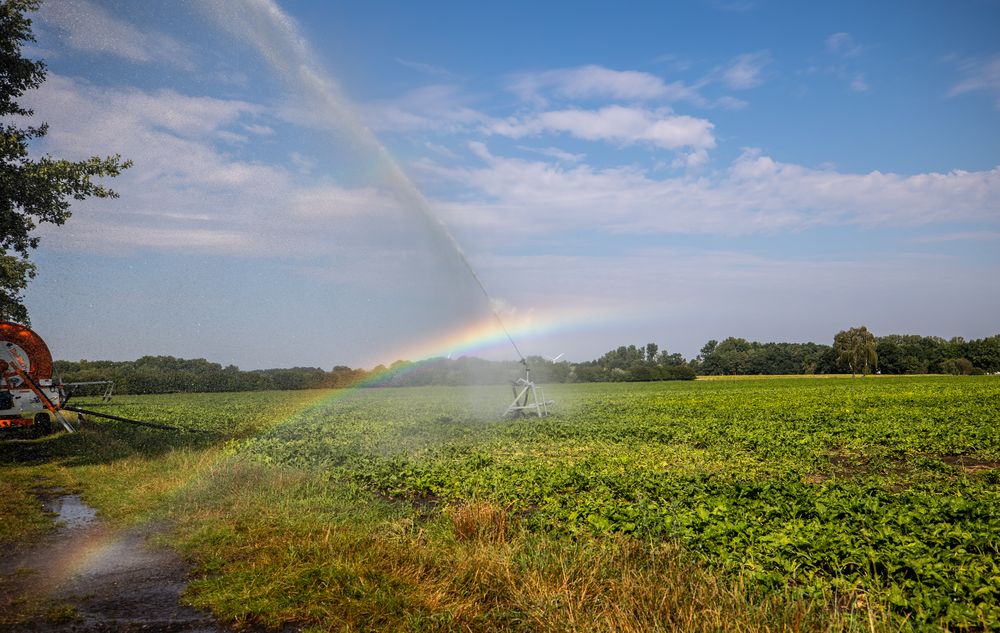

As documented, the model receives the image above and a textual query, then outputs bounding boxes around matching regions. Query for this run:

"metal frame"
[1,341,75,433]
[62,380,115,403]
[503,362,554,418]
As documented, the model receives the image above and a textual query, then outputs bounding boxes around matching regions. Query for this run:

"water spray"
[198,1,552,415]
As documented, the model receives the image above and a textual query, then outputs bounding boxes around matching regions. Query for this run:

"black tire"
[33,412,53,437]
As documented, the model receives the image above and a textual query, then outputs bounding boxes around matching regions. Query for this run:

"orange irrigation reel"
[2,321,195,436]
[0,321,75,433]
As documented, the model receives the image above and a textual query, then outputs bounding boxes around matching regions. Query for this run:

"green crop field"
[3,376,999,631]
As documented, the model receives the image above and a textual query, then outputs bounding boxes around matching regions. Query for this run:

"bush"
[665,365,697,381]
[938,358,974,375]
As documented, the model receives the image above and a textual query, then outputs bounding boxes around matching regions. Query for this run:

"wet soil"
[0,493,232,632]
[803,451,1000,485]
[937,454,1000,472]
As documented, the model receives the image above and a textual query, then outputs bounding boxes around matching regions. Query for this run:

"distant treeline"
[53,357,366,395]
[694,334,1000,377]
[52,333,1000,395]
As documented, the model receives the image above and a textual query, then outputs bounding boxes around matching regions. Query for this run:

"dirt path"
[0,493,231,632]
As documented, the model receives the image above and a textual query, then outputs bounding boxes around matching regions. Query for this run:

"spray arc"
[199,1,553,416]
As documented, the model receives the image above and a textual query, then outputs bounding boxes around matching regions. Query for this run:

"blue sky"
[17,0,1000,369]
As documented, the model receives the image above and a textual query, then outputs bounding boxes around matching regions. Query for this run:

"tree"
[656,349,685,367]
[698,340,718,361]
[938,358,973,376]
[1,0,130,323]
[834,326,878,377]
[699,337,753,375]
[966,335,1000,373]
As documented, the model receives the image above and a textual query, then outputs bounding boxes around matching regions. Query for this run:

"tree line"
[694,331,999,377]
[52,329,1000,395]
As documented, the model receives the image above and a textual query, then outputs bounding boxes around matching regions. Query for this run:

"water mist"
[196,0,524,362]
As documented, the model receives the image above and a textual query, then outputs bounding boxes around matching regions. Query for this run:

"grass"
[2,378,996,631]
[695,373,911,380]
[163,457,887,632]
[0,457,76,546]
[44,604,80,624]
[0,471,54,545]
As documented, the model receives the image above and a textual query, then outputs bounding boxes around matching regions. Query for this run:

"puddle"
[1,492,239,632]
[42,493,97,529]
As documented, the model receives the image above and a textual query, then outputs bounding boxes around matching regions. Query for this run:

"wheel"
[33,412,53,437]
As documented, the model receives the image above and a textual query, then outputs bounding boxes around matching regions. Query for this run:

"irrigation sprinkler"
[503,358,554,418]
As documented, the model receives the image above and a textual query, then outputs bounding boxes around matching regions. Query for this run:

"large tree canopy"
[834,325,878,377]
[1,0,130,323]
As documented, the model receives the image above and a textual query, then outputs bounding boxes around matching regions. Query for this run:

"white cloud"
[949,54,1000,109]
[910,231,1000,243]
[289,151,316,174]
[421,145,1000,239]
[715,95,749,110]
[25,73,1000,328]
[850,73,870,93]
[722,150,1000,226]
[395,58,455,78]
[517,146,586,163]
[215,129,249,144]
[718,51,771,89]
[26,74,262,156]
[820,33,872,93]
[24,74,402,257]
[489,106,716,152]
[38,0,193,69]
[508,65,705,105]
[423,142,461,160]
[826,32,864,58]
[364,84,489,133]
[705,0,758,12]
[243,123,276,136]
[507,61,772,110]
[651,54,696,73]
[356,61,763,140]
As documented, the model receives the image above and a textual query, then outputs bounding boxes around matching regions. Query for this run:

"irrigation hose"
[61,405,208,433]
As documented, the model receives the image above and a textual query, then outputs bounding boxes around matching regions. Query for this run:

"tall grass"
[158,458,888,632]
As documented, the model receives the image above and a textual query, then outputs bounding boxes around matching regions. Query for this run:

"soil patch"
[805,451,1000,485]
[0,492,242,632]
[937,454,1000,473]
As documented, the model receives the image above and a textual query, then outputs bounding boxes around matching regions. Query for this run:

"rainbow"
[16,523,122,600]
[256,304,630,422]
[380,304,625,368]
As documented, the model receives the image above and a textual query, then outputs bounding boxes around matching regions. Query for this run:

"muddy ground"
[0,492,236,632]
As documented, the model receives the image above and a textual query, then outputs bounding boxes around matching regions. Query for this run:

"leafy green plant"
[227,376,1000,628]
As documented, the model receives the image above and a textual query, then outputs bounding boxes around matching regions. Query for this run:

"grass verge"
[155,457,888,632]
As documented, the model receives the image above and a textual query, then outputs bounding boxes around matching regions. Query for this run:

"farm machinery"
[0,321,76,434]
[0,321,165,435]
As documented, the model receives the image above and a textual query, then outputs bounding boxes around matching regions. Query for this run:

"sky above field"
[18,0,1000,369]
